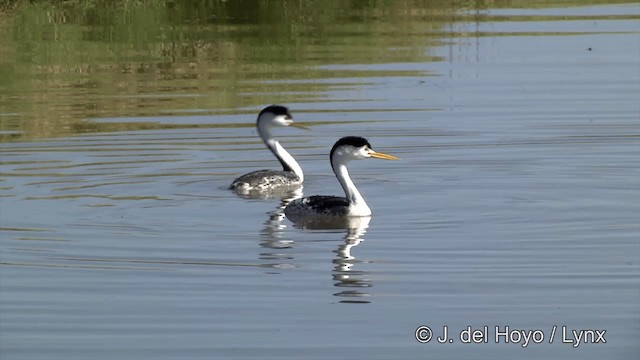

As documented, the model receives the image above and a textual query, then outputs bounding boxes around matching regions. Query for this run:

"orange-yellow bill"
[370,150,400,160]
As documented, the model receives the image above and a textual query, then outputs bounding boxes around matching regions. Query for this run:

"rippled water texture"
[1,1,639,359]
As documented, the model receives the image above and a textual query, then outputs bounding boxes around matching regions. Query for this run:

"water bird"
[230,105,308,191]
[284,136,398,217]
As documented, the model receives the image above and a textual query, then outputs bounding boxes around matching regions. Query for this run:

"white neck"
[257,121,304,181]
[332,155,371,216]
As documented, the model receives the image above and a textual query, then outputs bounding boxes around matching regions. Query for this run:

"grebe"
[230,105,308,191]
[284,136,398,217]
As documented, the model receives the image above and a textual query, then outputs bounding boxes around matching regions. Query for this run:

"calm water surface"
[1,2,639,359]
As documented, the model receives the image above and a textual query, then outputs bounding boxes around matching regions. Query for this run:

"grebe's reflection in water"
[231,185,303,201]
[256,188,303,270]
[289,215,373,304]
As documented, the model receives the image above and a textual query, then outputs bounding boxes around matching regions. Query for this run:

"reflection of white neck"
[257,119,304,182]
[337,216,370,270]
[331,152,371,216]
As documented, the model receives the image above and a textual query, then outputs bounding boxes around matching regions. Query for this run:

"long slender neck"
[257,121,304,181]
[331,154,370,214]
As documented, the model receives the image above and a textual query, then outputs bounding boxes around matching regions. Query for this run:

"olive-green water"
[1,1,639,359]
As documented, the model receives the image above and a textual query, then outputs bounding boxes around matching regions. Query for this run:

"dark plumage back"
[330,136,372,159]
[257,105,291,123]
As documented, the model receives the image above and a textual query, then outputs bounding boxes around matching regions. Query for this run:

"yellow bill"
[370,150,400,160]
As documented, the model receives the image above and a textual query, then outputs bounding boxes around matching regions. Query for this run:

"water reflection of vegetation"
[1,0,636,141]
[1,0,447,141]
